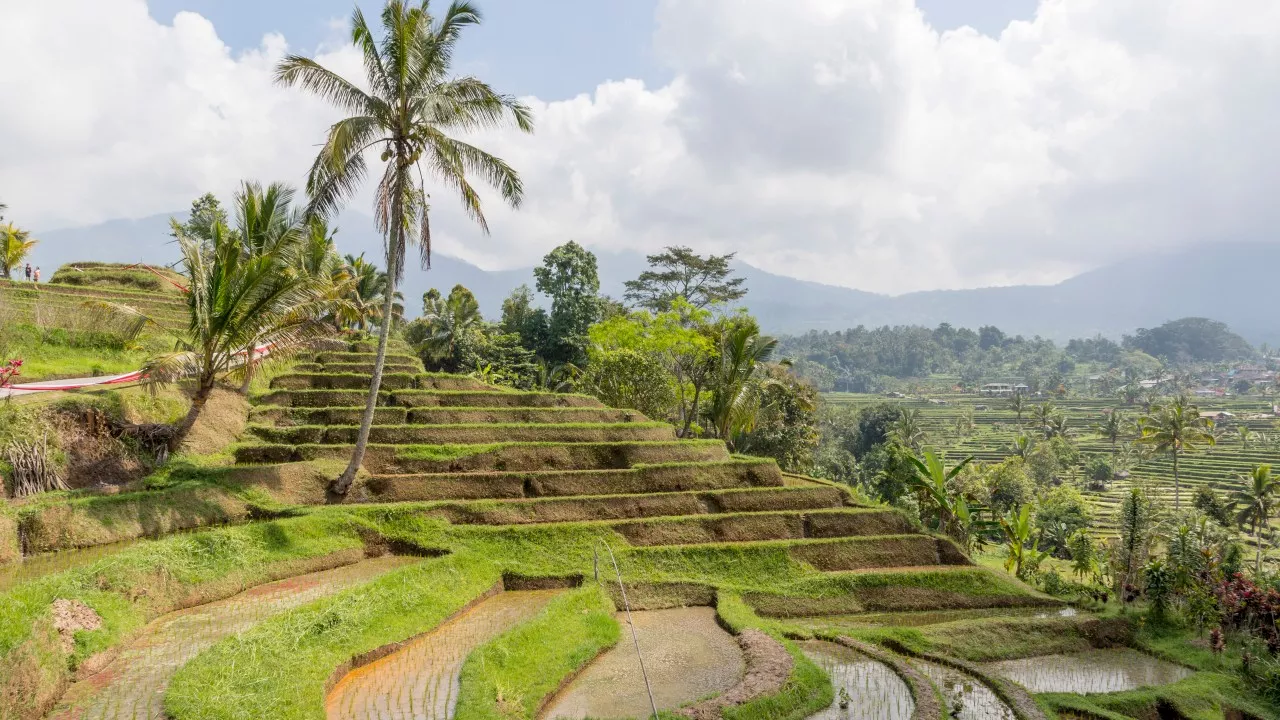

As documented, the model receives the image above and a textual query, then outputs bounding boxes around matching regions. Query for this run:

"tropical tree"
[906,449,976,543]
[0,223,37,279]
[1044,413,1071,440]
[1138,395,1216,510]
[112,190,334,452]
[1234,464,1278,574]
[890,407,927,450]
[705,320,779,446]
[999,505,1045,579]
[1031,401,1057,435]
[1094,410,1126,450]
[623,246,747,311]
[419,284,482,368]
[338,254,398,331]
[1238,425,1255,450]
[1010,433,1034,459]
[1008,393,1026,423]
[277,0,533,494]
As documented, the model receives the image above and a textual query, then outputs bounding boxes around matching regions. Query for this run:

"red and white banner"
[0,343,276,397]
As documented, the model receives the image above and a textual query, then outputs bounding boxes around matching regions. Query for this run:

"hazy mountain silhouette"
[32,212,1280,345]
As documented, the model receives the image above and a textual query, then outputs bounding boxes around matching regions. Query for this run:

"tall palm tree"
[1031,401,1057,435]
[1008,393,1026,423]
[891,407,927,450]
[1234,464,1278,574]
[342,254,398,331]
[1138,395,1215,510]
[1094,410,1126,451]
[0,223,37,279]
[277,0,533,494]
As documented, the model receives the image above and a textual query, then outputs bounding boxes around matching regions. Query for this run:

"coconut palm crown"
[276,0,533,493]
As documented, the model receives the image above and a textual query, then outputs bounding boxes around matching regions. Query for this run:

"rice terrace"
[2,1,1280,720]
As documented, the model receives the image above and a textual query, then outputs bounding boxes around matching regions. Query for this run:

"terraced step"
[255,389,392,407]
[390,390,604,408]
[300,351,422,365]
[269,372,421,391]
[610,508,911,546]
[292,362,423,375]
[249,422,676,445]
[234,440,732,473]
[247,405,646,426]
[356,459,785,501]
[629,535,970,572]
[425,488,851,526]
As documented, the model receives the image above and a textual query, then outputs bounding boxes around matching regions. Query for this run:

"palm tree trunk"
[683,383,703,439]
[170,379,214,452]
[1173,452,1180,511]
[334,261,397,495]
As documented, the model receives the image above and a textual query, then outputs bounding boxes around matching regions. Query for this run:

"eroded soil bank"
[50,555,416,720]
[541,607,745,719]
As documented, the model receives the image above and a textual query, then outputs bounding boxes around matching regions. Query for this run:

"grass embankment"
[165,552,501,720]
[0,513,370,719]
[453,586,620,720]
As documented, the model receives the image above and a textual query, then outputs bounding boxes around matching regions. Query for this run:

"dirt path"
[50,555,417,720]
[326,589,563,720]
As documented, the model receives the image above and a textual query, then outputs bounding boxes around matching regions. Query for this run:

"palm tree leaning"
[1234,464,1278,575]
[1138,395,1215,511]
[277,0,532,494]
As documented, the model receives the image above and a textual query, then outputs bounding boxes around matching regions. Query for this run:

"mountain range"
[29,212,1280,346]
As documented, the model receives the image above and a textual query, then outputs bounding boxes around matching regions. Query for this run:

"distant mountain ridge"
[31,212,1280,346]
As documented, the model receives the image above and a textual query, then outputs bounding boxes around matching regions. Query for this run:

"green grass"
[1039,671,1275,720]
[165,552,501,720]
[453,586,620,720]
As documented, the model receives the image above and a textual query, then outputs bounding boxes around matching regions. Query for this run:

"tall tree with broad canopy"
[534,241,601,366]
[277,0,533,494]
[624,245,747,311]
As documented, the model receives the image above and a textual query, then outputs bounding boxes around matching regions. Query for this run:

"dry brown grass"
[181,388,250,456]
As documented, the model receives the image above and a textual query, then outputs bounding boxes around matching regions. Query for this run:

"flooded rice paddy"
[50,555,417,720]
[0,540,142,593]
[911,659,1016,720]
[326,589,563,720]
[982,649,1194,694]
[798,640,914,720]
[541,607,744,719]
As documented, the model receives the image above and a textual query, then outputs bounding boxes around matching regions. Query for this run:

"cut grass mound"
[248,421,676,445]
[453,585,620,720]
[233,440,732,473]
[49,264,188,295]
[165,553,503,720]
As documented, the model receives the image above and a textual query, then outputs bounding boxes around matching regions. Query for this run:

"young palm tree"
[1234,464,1278,574]
[110,198,335,452]
[891,407,928,450]
[1031,401,1057,435]
[342,254,399,331]
[419,284,482,368]
[906,449,975,542]
[1138,395,1215,510]
[1238,425,1255,450]
[705,322,779,446]
[277,0,532,494]
[0,223,37,279]
[1008,393,1026,423]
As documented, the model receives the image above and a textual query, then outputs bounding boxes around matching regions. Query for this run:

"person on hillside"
[33,267,40,283]
[23,263,31,281]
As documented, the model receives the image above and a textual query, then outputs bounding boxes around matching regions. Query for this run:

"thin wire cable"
[595,539,659,720]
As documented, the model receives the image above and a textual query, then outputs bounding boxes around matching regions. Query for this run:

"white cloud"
[2,0,1278,294]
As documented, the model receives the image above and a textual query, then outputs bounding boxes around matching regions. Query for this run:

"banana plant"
[999,505,1047,579]
[907,449,975,542]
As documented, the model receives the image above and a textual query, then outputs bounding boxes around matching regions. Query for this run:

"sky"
[1,0,1276,295]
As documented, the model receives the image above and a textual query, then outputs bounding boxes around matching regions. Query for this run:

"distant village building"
[1200,411,1235,421]
[981,383,1014,396]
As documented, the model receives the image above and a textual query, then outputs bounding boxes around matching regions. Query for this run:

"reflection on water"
[799,640,914,720]
[327,589,563,720]
[911,659,1016,720]
[982,649,1193,694]
[0,540,141,593]
[542,607,744,720]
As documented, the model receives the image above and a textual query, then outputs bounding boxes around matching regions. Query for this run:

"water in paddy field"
[326,589,563,720]
[0,539,142,592]
[541,607,745,720]
[798,640,914,720]
[50,555,418,720]
[981,649,1194,694]
[910,659,1016,720]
